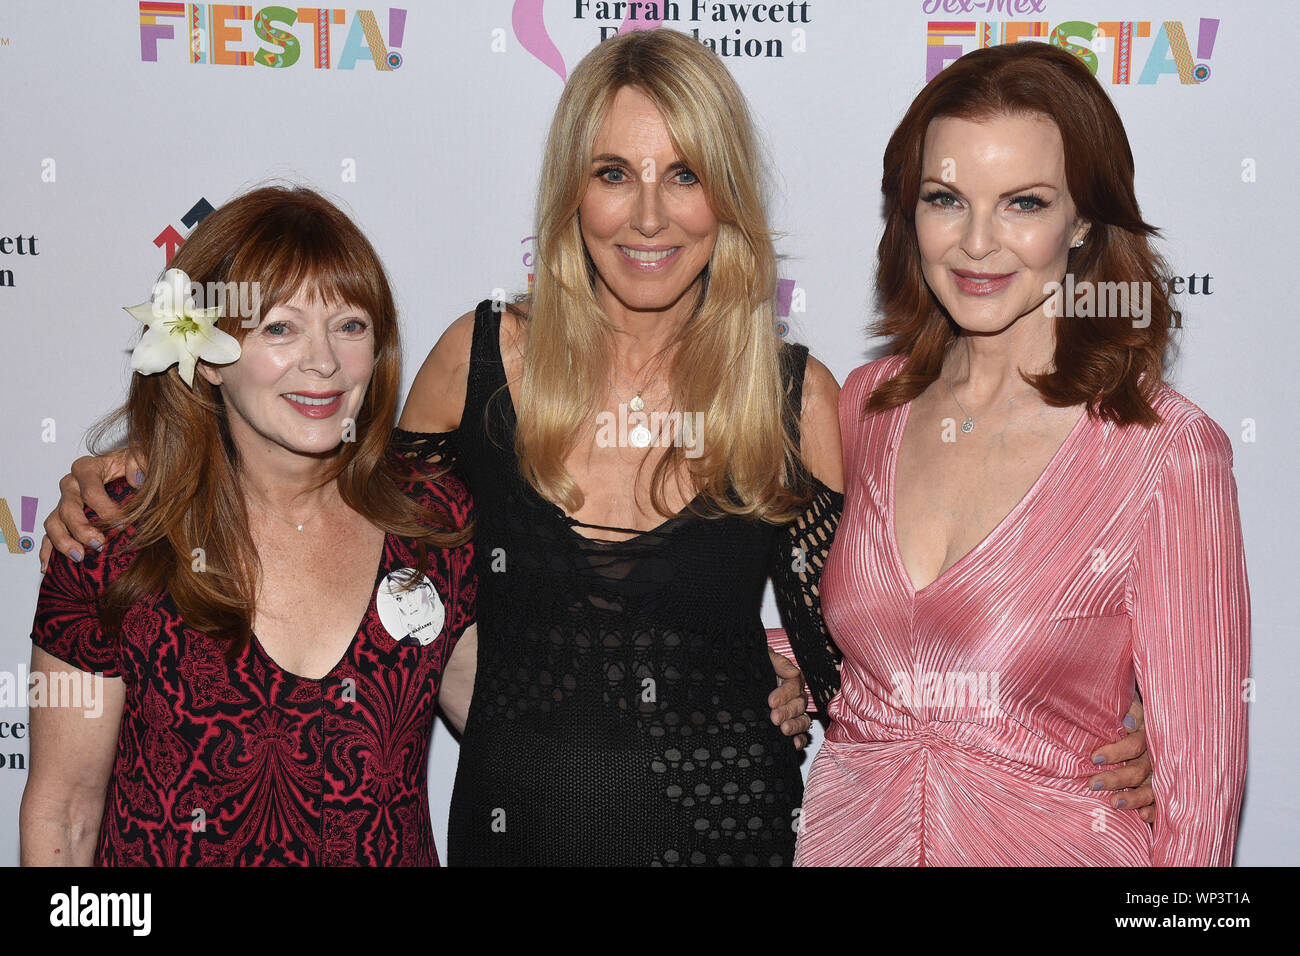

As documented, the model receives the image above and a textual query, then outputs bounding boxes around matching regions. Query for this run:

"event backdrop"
[1,1,1295,865]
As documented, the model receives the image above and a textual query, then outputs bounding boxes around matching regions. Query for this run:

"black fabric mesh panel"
[392,301,843,866]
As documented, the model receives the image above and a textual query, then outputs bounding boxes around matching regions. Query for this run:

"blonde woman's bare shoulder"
[497,299,532,380]
[398,309,477,433]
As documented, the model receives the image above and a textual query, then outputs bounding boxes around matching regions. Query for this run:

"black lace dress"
[395,301,842,866]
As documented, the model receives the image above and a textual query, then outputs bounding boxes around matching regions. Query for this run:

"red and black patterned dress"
[30,452,475,866]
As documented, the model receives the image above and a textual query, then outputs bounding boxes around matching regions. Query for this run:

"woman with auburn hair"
[21,186,476,865]
[795,42,1249,866]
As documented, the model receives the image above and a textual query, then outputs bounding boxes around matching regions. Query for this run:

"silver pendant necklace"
[944,343,1037,435]
[611,364,659,414]
[609,380,670,447]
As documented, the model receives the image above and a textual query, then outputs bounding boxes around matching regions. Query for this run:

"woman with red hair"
[794,42,1250,866]
[20,187,476,866]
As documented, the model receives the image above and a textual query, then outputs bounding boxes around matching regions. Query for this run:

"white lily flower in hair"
[124,268,241,387]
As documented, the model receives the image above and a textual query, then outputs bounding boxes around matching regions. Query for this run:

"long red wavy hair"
[91,185,469,659]
[869,42,1173,426]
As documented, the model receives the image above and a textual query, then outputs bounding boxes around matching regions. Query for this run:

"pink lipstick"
[952,270,1015,296]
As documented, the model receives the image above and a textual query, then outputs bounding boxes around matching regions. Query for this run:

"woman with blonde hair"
[405,28,845,865]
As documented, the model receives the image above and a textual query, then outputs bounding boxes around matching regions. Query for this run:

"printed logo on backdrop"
[0,721,25,771]
[773,277,803,337]
[154,197,214,266]
[0,233,39,289]
[0,495,38,557]
[511,0,813,80]
[1165,271,1213,329]
[137,4,407,70]
[922,2,1219,84]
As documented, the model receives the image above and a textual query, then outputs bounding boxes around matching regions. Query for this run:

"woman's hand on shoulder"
[398,309,477,434]
[800,355,844,495]
[39,450,140,571]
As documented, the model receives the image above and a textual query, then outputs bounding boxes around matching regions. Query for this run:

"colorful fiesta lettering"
[925,17,1219,83]
[0,497,38,556]
[137,4,407,69]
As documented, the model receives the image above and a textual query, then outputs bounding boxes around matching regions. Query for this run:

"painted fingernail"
[1090,779,1104,790]
[70,549,83,562]
[133,470,145,485]
[90,539,103,552]
[1123,714,1137,730]
[1116,798,1127,808]
[1092,753,1106,764]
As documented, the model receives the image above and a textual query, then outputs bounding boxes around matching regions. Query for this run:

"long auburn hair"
[516,28,807,523]
[869,41,1172,426]
[92,185,470,658]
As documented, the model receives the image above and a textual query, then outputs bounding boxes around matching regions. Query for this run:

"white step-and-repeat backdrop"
[1,1,1294,865]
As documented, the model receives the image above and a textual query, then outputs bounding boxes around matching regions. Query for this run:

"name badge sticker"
[376,568,445,647]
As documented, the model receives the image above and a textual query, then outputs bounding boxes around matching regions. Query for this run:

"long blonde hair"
[517,28,805,522]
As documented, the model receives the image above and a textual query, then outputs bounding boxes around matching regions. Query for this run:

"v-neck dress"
[794,355,1250,866]
[427,300,843,866]
[30,456,475,866]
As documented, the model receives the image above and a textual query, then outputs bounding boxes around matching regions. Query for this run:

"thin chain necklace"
[608,379,671,448]
[252,495,331,533]
[609,380,670,413]
[944,341,1039,435]
[610,363,662,413]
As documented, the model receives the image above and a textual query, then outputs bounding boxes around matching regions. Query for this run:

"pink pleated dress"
[794,355,1250,866]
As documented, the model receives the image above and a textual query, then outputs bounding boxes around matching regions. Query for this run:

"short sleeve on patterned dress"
[29,461,475,867]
